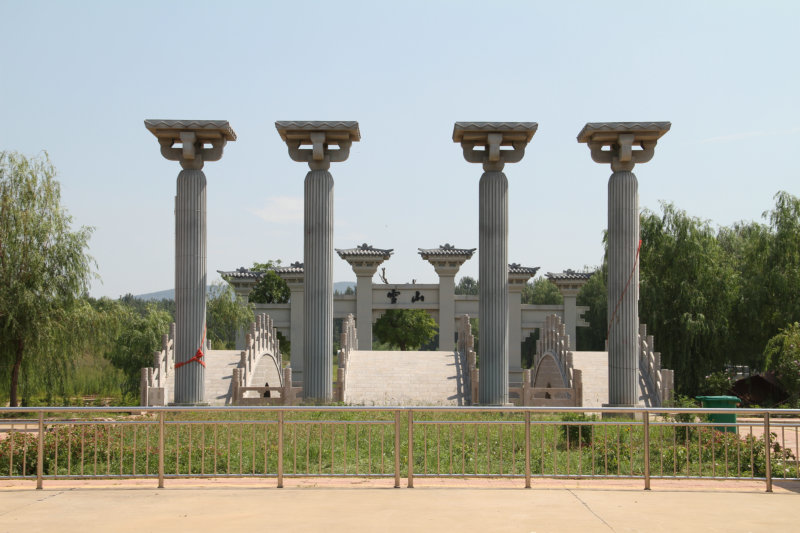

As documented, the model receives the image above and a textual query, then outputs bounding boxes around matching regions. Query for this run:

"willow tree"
[0,152,94,406]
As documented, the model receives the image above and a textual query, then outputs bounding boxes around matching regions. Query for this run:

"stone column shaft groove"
[607,170,639,406]
[175,169,207,404]
[479,171,509,405]
[304,170,334,400]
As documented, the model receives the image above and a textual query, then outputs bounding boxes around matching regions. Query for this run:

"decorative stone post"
[276,121,360,401]
[275,262,305,381]
[454,122,537,405]
[546,270,593,350]
[145,119,236,405]
[336,244,393,350]
[508,264,539,383]
[578,122,670,408]
[419,244,476,351]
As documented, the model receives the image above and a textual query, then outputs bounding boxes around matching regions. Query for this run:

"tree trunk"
[10,336,23,407]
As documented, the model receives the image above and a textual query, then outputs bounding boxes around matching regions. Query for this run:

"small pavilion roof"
[274,262,305,275]
[418,244,476,258]
[336,244,393,258]
[218,267,263,281]
[546,269,593,282]
[509,264,540,275]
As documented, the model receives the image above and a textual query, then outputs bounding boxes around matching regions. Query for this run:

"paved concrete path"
[1,478,798,532]
[345,350,467,405]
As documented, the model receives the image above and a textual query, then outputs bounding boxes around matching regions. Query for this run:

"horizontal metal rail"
[1,406,798,491]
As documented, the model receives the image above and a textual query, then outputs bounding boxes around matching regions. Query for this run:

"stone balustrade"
[139,322,176,406]
[638,323,675,407]
[456,315,478,404]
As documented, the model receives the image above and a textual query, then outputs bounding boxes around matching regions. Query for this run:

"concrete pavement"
[1,478,798,532]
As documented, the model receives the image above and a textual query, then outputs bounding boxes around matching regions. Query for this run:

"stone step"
[344,350,467,406]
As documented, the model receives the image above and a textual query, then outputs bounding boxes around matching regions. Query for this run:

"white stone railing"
[535,314,574,389]
[335,314,357,403]
[638,324,674,407]
[238,313,281,388]
[140,322,176,406]
[457,315,478,404]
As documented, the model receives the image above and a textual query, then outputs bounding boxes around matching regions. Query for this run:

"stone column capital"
[336,243,393,278]
[419,244,476,277]
[276,121,360,171]
[577,122,670,172]
[453,122,537,172]
[145,120,236,170]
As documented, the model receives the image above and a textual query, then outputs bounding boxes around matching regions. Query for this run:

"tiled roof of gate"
[508,264,540,275]
[418,244,476,258]
[336,244,393,258]
[217,267,263,280]
[546,270,594,281]
[274,262,304,275]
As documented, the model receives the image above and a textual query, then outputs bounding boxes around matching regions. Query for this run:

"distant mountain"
[135,282,357,301]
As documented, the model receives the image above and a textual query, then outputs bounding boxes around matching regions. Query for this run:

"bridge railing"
[336,313,357,403]
[140,322,176,407]
[2,406,797,492]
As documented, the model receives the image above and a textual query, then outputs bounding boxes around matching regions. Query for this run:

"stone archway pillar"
[277,122,360,402]
[336,244,393,350]
[578,122,670,408]
[145,120,236,405]
[454,123,537,405]
[419,245,476,351]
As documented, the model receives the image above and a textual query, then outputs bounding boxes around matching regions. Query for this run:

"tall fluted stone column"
[419,244,476,351]
[277,121,360,401]
[454,122,537,405]
[145,119,236,405]
[508,264,539,383]
[578,122,670,408]
[337,244,393,350]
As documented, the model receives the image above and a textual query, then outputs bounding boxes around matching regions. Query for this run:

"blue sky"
[2,1,798,298]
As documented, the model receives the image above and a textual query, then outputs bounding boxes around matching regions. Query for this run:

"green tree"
[763,322,800,402]
[206,281,253,349]
[455,276,479,295]
[373,309,438,351]
[249,260,290,304]
[639,202,737,395]
[522,277,563,305]
[104,303,172,395]
[0,152,94,406]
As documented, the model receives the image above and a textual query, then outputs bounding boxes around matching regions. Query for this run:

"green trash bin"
[696,395,740,433]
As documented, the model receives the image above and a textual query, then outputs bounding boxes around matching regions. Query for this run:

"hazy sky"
[2,1,798,298]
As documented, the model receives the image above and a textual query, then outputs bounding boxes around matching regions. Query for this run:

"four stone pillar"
[145,120,236,405]
[337,244,393,350]
[578,122,670,408]
[277,121,360,401]
[454,123,537,405]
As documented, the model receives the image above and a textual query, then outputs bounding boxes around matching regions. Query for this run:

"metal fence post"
[277,410,284,488]
[524,411,531,489]
[36,411,44,490]
[407,410,414,488]
[158,411,165,488]
[764,412,772,493]
[643,411,650,490]
[394,410,401,488]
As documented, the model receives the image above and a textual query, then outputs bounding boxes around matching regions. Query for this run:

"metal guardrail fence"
[1,406,798,491]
